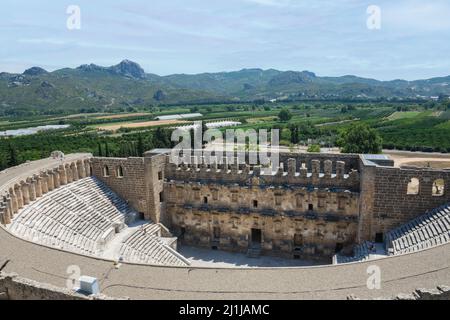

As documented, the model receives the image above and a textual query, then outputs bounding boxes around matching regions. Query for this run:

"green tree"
[337,123,383,154]
[104,141,110,157]
[289,125,300,144]
[307,144,321,153]
[137,134,145,156]
[154,127,172,148]
[278,109,292,122]
[97,143,102,157]
[7,143,19,167]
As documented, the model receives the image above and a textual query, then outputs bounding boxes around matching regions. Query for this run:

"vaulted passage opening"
[407,178,420,195]
[375,233,384,243]
[251,228,262,246]
[433,179,445,197]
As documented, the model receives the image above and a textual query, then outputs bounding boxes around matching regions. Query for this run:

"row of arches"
[102,165,124,178]
[407,178,445,197]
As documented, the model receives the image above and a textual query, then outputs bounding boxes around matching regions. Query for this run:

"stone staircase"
[386,203,450,256]
[247,246,261,258]
[334,241,374,264]
[118,223,190,266]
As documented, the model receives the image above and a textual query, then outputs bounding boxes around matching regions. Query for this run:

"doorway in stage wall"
[251,228,262,246]
[375,233,384,243]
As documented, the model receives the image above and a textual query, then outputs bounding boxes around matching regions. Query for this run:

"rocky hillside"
[1,60,449,116]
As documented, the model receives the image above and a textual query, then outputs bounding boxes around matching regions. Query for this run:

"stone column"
[28,178,36,202]
[311,160,320,179]
[199,157,207,170]
[189,157,198,171]
[324,160,333,179]
[300,165,308,179]
[65,164,73,183]
[242,164,250,175]
[59,165,67,185]
[288,158,296,176]
[47,171,55,191]
[77,160,86,179]
[336,161,345,179]
[349,169,360,184]
[231,162,239,174]
[14,184,23,209]
[21,181,30,205]
[84,160,91,177]
[5,196,13,224]
[53,169,60,189]
[34,175,43,198]
[276,164,284,177]
[71,163,79,181]
[40,173,49,194]
[9,187,18,214]
[0,205,6,225]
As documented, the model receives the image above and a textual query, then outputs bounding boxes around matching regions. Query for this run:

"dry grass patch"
[95,119,188,131]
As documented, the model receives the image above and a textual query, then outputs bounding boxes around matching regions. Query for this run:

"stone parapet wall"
[0,272,120,300]
[278,152,361,173]
[166,157,360,191]
[348,285,450,300]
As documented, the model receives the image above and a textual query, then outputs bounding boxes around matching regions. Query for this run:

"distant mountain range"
[1,59,449,115]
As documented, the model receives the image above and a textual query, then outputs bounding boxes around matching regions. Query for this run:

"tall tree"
[97,143,102,157]
[278,108,293,122]
[337,123,383,154]
[137,134,145,156]
[289,125,300,144]
[104,141,110,157]
[7,143,19,167]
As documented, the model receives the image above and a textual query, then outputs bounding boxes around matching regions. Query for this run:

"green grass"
[386,111,421,121]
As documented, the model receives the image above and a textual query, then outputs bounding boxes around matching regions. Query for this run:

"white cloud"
[17,38,174,53]
[243,0,293,7]
[383,1,450,32]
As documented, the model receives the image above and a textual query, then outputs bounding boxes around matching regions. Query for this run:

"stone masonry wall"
[165,181,359,259]
[91,157,147,217]
[369,166,450,237]
[144,152,167,223]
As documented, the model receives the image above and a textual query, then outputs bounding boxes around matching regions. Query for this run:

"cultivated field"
[94,113,152,120]
[94,119,188,131]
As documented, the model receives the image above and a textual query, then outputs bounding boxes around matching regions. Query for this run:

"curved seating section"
[0,158,92,226]
[119,224,190,266]
[386,204,450,256]
[7,177,136,256]
[0,155,189,266]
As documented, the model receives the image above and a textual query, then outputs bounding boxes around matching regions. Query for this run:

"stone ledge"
[348,285,450,300]
[0,272,126,300]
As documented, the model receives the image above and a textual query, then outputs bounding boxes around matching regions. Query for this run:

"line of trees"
[0,127,176,170]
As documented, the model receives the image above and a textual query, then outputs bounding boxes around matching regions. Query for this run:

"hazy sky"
[1,0,450,80]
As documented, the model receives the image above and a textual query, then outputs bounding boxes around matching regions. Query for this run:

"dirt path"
[384,150,450,168]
